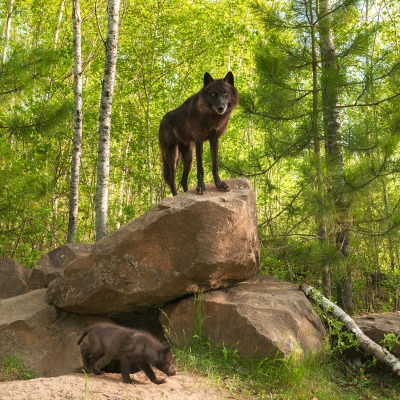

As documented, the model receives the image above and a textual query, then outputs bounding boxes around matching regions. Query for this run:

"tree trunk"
[54,0,65,47]
[68,0,83,243]
[318,0,352,312]
[309,0,331,298]
[301,284,400,376]
[95,0,120,241]
[2,0,15,64]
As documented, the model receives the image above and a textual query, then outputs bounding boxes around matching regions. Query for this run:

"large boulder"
[354,312,400,358]
[0,259,31,299]
[28,243,94,290]
[0,289,111,377]
[47,178,260,314]
[160,275,327,358]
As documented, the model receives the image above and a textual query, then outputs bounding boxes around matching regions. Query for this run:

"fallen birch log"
[300,284,400,376]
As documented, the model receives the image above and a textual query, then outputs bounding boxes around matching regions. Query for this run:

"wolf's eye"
[223,92,229,98]
[211,92,217,97]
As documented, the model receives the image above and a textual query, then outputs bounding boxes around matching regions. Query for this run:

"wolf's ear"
[204,72,214,87]
[224,71,234,86]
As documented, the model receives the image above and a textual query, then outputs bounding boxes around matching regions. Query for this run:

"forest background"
[1,0,400,315]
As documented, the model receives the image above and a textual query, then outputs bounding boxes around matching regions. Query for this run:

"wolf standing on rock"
[77,322,176,384]
[158,71,239,196]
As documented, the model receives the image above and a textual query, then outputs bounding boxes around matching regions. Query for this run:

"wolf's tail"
[77,330,88,345]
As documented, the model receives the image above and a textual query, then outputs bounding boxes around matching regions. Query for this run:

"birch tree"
[54,0,65,47]
[67,0,83,243]
[95,0,121,241]
[2,0,15,64]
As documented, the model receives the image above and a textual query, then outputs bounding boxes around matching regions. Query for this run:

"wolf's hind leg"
[81,351,93,373]
[179,142,194,192]
[162,145,179,196]
[89,352,105,375]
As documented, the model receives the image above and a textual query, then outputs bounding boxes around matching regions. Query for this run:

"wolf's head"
[156,343,176,376]
[202,72,239,116]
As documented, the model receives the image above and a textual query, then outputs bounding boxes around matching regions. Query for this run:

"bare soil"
[0,371,237,400]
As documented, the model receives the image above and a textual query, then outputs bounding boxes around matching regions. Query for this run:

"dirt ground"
[0,371,238,400]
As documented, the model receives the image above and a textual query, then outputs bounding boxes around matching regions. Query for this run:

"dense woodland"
[1,0,400,315]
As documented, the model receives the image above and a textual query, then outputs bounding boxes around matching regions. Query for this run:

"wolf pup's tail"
[77,330,88,345]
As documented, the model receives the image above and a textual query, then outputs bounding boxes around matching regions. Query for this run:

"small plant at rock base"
[381,333,400,352]
[0,355,35,381]
[314,306,360,356]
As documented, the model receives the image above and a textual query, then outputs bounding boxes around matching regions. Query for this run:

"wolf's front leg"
[120,357,132,384]
[139,361,166,384]
[210,137,229,192]
[195,141,206,195]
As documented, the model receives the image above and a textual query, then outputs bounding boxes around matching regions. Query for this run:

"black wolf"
[158,71,239,196]
[77,322,176,384]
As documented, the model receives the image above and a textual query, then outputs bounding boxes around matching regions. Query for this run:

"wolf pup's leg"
[138,361,166,384]
[120,356,132,384]
[80,350,93,373]
[210,136,229,192]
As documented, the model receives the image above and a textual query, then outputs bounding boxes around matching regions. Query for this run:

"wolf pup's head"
[156,343,176,376]
[202,71,238,116]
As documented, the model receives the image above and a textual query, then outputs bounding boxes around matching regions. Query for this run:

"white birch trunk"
[67,0,83,243]
[2,0,15,64]
[54,0,65,47]
[95,0,120,241]
[300,284,400,376]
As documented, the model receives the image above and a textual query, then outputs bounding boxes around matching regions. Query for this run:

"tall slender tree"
[318,0,352,312]
[95,0,121,241]
[1,0,15,64]
[68,0,83,243]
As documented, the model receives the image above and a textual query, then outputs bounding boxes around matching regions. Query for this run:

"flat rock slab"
[354,312,400,358]
[47,178,260,314]
[161,275,327,358]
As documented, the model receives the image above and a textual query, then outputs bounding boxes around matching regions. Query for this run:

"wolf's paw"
[216,181,230,192]
[196,185,206,195]
[93,369,105,376]
[154,378,166,384]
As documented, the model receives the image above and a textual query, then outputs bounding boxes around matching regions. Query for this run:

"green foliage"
[0,355,35,382]
[319,312,360,355]
[1,0,400,313]
[381,333,400,353]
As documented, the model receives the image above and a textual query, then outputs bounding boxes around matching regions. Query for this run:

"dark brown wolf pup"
[158,71,239,196]
[77,322,176,384]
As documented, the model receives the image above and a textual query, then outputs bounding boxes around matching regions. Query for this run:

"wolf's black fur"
[77,322,176,384]
[158,72,239,196]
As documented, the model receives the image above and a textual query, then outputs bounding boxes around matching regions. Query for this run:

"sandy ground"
[0,371,238,400]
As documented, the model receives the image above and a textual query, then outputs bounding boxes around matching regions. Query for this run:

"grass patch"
[0,355,35,382]
[173,335,400,399]
[165,292,400,399]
